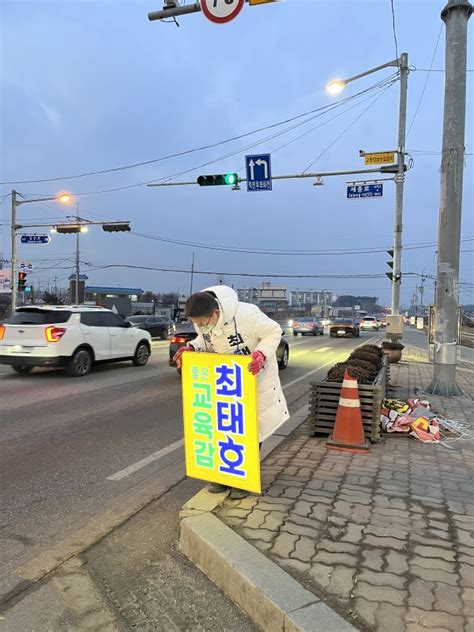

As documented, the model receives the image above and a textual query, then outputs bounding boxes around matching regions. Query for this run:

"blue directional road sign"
[245,154,272,192]
[20,234,51,244]
[347,183,383,199]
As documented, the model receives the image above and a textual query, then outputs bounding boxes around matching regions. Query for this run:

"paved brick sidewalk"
[215,346,474,631]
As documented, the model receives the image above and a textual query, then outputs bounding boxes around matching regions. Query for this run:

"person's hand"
[174,345,194,368]
[248,351,266,375]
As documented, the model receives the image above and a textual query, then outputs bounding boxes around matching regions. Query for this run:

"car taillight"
[0,325,5,341]
[45,326,66,342]
[170,336,187,344]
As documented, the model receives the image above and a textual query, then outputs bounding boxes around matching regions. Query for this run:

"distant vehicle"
[329,318,360,338]
[292,317,324,337]
[169,321,289,373]
[359,316,380,331]
[0,306,151,377]
[126,315,174,340]
[378,316,387,328]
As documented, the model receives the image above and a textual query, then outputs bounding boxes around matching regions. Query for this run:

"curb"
[178,406,357,632]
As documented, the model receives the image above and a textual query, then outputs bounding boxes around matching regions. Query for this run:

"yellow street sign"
[364,152,395,165]
[182,352,261,494]
[249,0,277,5]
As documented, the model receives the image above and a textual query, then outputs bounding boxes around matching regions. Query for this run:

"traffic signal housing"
[386,249,401,282]
[54,224,83,234]
[102,223,131,232]
[18,272,27,291]
[197,173,239,187]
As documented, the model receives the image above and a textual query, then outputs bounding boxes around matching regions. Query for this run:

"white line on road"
[107,438,184,481]
[313,347,331,353]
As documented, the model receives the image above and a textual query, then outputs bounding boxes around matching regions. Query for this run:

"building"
[84,286,144,316]
[290,289,333,309]
[237,283,288,315]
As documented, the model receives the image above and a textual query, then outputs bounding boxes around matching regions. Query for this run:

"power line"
[301,84,392,174]
[407,25,443,138]
[390,0,400,61]
[0,77,397,191]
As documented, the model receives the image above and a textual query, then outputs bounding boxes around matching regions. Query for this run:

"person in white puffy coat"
[174,285,290,498]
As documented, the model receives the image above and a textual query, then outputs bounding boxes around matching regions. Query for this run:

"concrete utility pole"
[391,52,409,316]
[427,0,472,396]
[11,190,18,312]
[75,202,80,304]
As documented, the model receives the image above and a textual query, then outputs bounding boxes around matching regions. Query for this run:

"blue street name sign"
[20,234,51,244]
[347,183,383,199]
[245,153,272,192]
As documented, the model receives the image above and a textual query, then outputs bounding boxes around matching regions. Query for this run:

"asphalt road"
[0,331,383,630]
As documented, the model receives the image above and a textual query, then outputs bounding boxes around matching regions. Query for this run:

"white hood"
[201,285,238,329]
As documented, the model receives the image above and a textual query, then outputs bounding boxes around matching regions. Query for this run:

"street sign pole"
[11,190,18,312]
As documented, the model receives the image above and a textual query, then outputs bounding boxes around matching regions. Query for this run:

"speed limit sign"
[201,0,244,24]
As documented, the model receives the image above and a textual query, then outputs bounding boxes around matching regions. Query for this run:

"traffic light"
[102,223,131,232]
[197,173,239,187]
[54,224,82,234]
[18,272,27,291]
[386,249,401,282]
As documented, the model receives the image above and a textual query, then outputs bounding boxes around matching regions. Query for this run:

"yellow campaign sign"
[182,352,261,494]
[364,152,395,165]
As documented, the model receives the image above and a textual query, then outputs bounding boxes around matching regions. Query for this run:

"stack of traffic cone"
[326,369,370,453]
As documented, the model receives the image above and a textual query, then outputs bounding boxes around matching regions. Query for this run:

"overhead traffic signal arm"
[197,173,239,186]
[102,223,131,232]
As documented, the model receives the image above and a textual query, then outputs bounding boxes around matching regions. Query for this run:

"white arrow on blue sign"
[20,234,51,244]
[347,183,383,199]
[245,154,272,192]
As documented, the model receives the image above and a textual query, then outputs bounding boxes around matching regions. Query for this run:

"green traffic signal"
[197,173,239,187]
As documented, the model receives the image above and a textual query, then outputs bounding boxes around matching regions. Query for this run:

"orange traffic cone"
[326,370,370,453]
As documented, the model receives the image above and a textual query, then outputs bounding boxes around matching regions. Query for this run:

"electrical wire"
[301,84,392,174]
[390,0,400,61]
[407,25,443,138]
[1,77,398,193]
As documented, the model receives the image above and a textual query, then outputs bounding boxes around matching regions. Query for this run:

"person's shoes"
[229,487,249,500]
[208,483,229,493]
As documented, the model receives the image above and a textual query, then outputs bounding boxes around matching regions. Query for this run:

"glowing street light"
[326,79,346,95]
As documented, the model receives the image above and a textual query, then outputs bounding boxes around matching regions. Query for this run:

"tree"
[43,291,64,305]
[159,292,178,306]
[142,291,159,303]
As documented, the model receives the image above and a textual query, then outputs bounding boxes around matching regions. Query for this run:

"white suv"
[0,306,152,377]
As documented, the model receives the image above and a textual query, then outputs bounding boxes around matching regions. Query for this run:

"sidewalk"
[180,346,474,631]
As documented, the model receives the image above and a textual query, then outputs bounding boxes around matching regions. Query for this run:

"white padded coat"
[188,285,290,441]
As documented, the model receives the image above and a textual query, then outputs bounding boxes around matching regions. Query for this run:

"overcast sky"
[1,0,473,307]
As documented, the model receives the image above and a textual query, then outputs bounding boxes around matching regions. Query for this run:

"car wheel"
[66,348,93,377]
[133,342,150,367]
[320,330,324,336]
[293,332,298,336]
[278,346,289,370]
[12,365,33,375]
[161,330,168,340]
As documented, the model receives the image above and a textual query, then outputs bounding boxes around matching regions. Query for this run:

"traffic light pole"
[11,190,18,312]
[76,203,80,304]
[427,0,472,396]
[391,52,408,317]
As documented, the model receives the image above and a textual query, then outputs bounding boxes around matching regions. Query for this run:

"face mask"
[199,324,214,335]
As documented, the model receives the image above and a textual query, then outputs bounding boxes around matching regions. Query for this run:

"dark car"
[169,321,289,372]
[292,317,324,337]
[329,318,360,338]
[127,315,174,340]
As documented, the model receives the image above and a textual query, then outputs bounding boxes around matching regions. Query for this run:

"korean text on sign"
[181,352,260,494]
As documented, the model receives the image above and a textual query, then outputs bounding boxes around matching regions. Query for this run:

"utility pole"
[189,252,195,296]
[427,0,472,396]
[11,190,18,312]
[391,52,409,316]
[75,202,80,304]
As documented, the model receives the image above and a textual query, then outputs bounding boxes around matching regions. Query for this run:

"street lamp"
[11,189,72,311]
[326,53,409,327]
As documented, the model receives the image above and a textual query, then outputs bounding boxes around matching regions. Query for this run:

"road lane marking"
[107,438,184,481]
[313,347,331,353]
[282,334,380,391]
